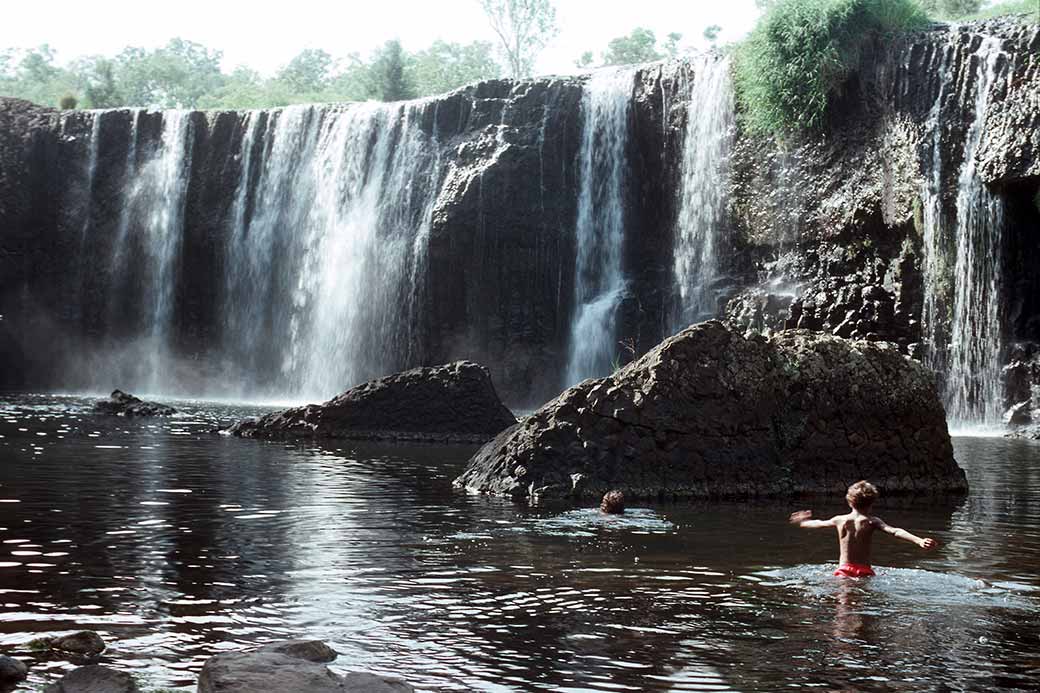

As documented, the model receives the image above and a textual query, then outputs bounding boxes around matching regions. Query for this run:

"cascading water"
[223,101,442,400]
[673,55,735,329]
[920,35,1008,428]
[108,110,193,392]
[565,69,633,385]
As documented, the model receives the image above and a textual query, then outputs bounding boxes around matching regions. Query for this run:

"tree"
[918,0,982,17]
[75,57,124,108]
[59,93,77,109]
[368,40,416,102]
[411,40,501,96]
[115,39,224,108]
[277,49,334,95]
[479,0,558,79]
[602,27,663,66]
[663,32,684,58]
[575,51,595,69]
[703,25,722,46]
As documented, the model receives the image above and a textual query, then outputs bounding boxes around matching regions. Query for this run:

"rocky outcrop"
[455,321,965,502]
[30,631,107,659]
[197,640,413,693]
[93,390,176,417]
[42,665,138,693]
[228,361,516,443]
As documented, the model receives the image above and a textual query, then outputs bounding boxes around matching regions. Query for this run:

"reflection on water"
[0,395,1038,691]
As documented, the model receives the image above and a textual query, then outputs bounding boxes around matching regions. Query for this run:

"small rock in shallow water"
[93,390,176,417]
[31,631,106,658]
[198,639,413,693]
[42,665,138,693]
[0,655,27,683]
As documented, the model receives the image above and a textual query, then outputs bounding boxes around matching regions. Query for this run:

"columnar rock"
[455,322,965,501]
[228,361,516,443]
[197,640,413,693]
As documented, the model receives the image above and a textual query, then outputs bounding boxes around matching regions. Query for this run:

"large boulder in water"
[228,361,517,443]
[454,321,966,501]
[93,390,176,417]
[197,639,413,693]
[42,665,139,693]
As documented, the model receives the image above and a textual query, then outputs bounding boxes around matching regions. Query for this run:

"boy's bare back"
[789,480,938,576]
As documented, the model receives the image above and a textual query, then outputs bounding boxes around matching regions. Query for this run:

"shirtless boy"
[789,480,939,577]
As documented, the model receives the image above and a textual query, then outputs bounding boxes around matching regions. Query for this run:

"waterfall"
[565,69,634,385]
[222,101,442,400]
[106,110,193,392]
[921,35,1008,428]
[673,55,735,329]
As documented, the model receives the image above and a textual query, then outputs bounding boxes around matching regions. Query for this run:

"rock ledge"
[228,361,516,443]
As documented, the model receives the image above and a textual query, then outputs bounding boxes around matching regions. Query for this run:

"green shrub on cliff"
[735,0,928,136]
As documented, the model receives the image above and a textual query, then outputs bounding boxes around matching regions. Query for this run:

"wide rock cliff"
[454,321,964,501]
[0,16,1036,415]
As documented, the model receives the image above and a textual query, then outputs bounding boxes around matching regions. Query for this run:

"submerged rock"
[0,655,27,684]
[197,639,413,693]
[228,361,516,444]
[30,631,106,659]
[93,390,176,417]
[455,322,966,502]
[42,665,138,693]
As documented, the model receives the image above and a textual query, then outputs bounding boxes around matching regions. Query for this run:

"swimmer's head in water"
[846,480,878,512]
[601,490,625,514]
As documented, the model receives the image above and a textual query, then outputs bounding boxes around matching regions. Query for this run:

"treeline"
[0,38,502,110]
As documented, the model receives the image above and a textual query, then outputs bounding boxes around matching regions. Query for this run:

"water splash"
[921,35,1008,428]
[566,69,634,385]
[673,55,735,329]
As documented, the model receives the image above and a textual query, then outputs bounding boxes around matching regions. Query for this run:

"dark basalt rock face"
[197,639,413,693]
[93,390,176,417]
[454,321,965,502]
[228,361,516,443]
[0,18,1036,408]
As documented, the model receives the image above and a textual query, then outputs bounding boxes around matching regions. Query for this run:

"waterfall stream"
[673,55,735,329]
[921,35,1008,428]
[565,69,634,385]
[223,102,442,400]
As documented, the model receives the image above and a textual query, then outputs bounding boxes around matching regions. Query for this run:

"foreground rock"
[455,322,966,501]
[30,631,106,659]
[0,655,27,684]
[42,665,138,693]
[93,390,176,417]
[198,639,413,693]
[228,361,516,443]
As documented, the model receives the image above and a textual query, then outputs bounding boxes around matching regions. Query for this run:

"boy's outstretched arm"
[872,517,939,550]
[789,510,834,529]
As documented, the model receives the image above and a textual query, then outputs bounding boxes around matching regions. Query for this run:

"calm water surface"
[1,394,1038,692]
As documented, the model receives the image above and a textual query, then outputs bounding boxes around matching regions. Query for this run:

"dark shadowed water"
[1,394,1038,692]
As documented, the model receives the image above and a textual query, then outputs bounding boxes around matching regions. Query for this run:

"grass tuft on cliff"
[734,0,929,137]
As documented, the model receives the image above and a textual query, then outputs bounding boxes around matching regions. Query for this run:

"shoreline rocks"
[454,322,967,502]
[33,639,412,693]
[227,361,516,444]
[0,655,27,685]
[93,390,176,417]
[198,639,413,693]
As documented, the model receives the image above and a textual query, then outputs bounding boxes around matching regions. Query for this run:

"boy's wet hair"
[846,480,879,511]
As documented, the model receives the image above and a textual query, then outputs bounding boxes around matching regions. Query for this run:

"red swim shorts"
[834,563,876,578]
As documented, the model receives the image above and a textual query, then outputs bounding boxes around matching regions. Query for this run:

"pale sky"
[2,0,763,76]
